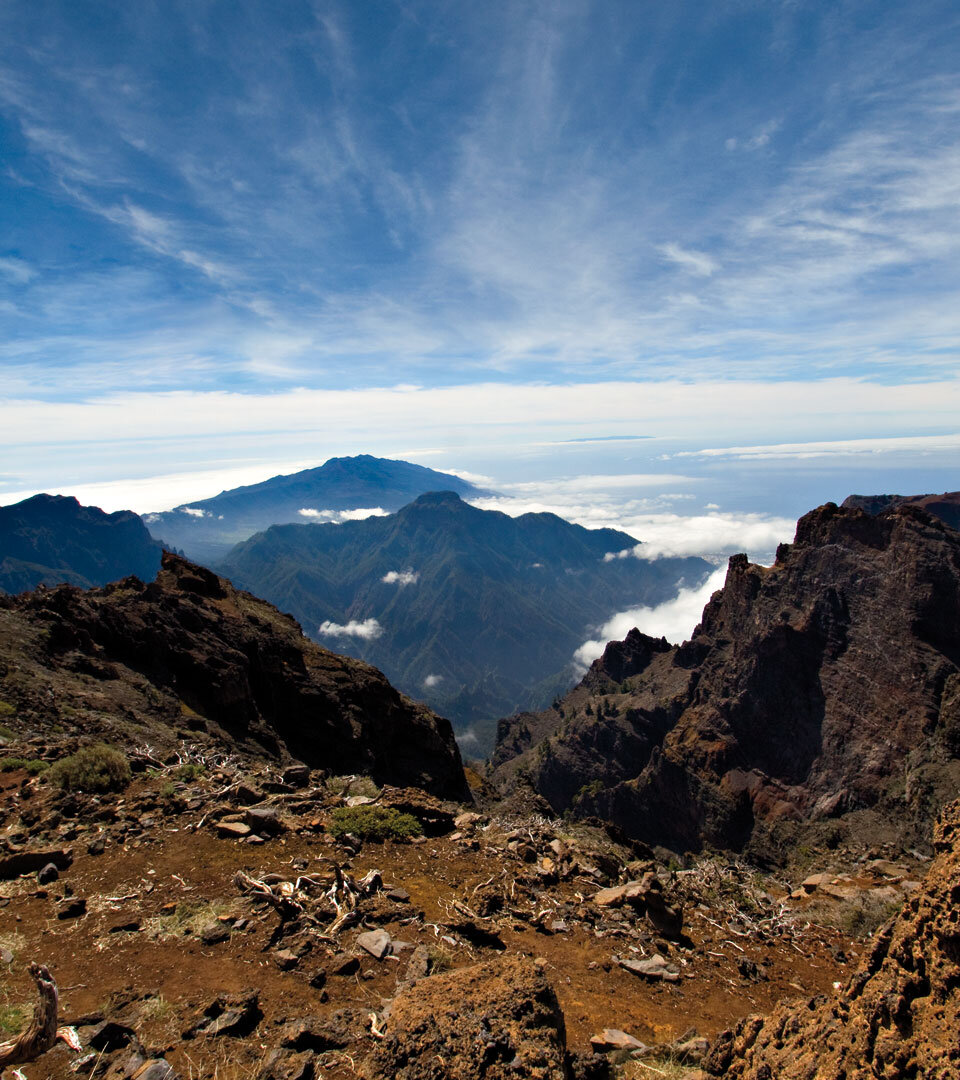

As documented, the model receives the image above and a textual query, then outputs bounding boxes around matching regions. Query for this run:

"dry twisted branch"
[0,964,59,1069]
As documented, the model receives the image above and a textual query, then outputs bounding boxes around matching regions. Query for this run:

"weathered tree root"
[0,963,59,1069]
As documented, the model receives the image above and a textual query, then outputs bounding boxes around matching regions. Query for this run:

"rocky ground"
[0,741,937,1080]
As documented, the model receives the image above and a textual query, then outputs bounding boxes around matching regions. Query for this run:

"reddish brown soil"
[0,768,861,1080]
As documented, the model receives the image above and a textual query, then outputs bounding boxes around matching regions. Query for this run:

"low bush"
[46,744,131,793]
[329,804,422,842]
[0,758,48,775]
[174,762,205,781]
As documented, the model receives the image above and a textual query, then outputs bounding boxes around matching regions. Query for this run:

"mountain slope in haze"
[219,490,712,753]
[493,500,960,855]
[842,489,960,531]
[0,551,467,798]
[0,493,164,595]
[145,455,488,562]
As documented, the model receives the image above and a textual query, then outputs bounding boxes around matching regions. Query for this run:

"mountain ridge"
[145,455,489,563]
[219,491,712,751]
[0,549,467,798]
[0,493,164,596]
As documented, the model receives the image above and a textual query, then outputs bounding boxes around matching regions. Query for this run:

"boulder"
[362,955,571,1079]
[0,848,73,880]
[245,807,284,835]
[590,1029,648,1054]
[216,821,251,838]
[356,929,392,960]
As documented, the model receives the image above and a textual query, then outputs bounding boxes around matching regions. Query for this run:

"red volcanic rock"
[495,502,960,852]
[0,552,468,800]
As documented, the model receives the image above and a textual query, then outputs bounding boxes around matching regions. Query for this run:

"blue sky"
[1,0,958,534]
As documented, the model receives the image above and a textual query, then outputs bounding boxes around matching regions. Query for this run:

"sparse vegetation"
[139,994,174,1021]
[145,899,232,940]
[0,999,27,1038]
[45,743,131,793]
[804,894,903,939]
[573,778,604,806]
[425,943,455,974]
[0,757,48,775]
[618,1053,693,1080]
[174,762,206,781]
[0,701,15,717]
[328,804,422,842]
[326,774,380,798]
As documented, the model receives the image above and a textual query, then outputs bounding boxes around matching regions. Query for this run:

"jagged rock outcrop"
[0,552,468,799]
[0,494,163,595]
[842,489,960,531]
[705,798,960,1079]
[494,502,960,853]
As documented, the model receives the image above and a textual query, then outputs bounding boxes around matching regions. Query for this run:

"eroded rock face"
[705,798,960,1079]
[0,552,468,800]
[495,503,960,851]
[362,955,572,1080]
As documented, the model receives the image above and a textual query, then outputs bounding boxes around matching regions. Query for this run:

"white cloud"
[725,118,782,153]
[382,569,419,586]
[676,433,960,461]
[573,566,727,671]
[0,257,35,284]
[2,377,960,515]
[603,511,796,560]
[423,674,443,688]
[298,506,389,522]
[658,242,718,277]
[180,506,206,517]
[317,618,383,640]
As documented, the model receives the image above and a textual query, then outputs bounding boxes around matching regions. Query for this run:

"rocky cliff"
[494,502,960,854]
[706,797,960,1078]
[0,552,467,799]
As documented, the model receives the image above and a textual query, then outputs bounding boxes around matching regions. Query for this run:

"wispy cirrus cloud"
[1,2,959,397]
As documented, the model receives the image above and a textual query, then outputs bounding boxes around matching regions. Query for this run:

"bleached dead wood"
[0,964,58,1069]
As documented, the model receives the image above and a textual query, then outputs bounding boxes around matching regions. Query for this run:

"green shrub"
[329,805,422,842]
[0,758,48,775]
[46,744,131,793]
[174,762,205,781]
[0,701,15,717]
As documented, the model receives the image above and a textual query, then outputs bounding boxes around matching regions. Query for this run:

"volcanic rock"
[0,552,468,800]
[362,954,572,1079]
[495,502,960,852]
[705,798,960,1079]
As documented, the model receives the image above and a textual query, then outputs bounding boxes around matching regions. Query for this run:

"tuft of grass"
[802,893,903,939]
[46,744,131,793]
[618,1055,693,1079]
[0,1000,27,1038]
[426,943,456,974]
[0,701,16,718]
[0,722,15,740]
[145,899,231,941]
[329,805,422,842]
[0,758,48,775]
[139,994,174,1021]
